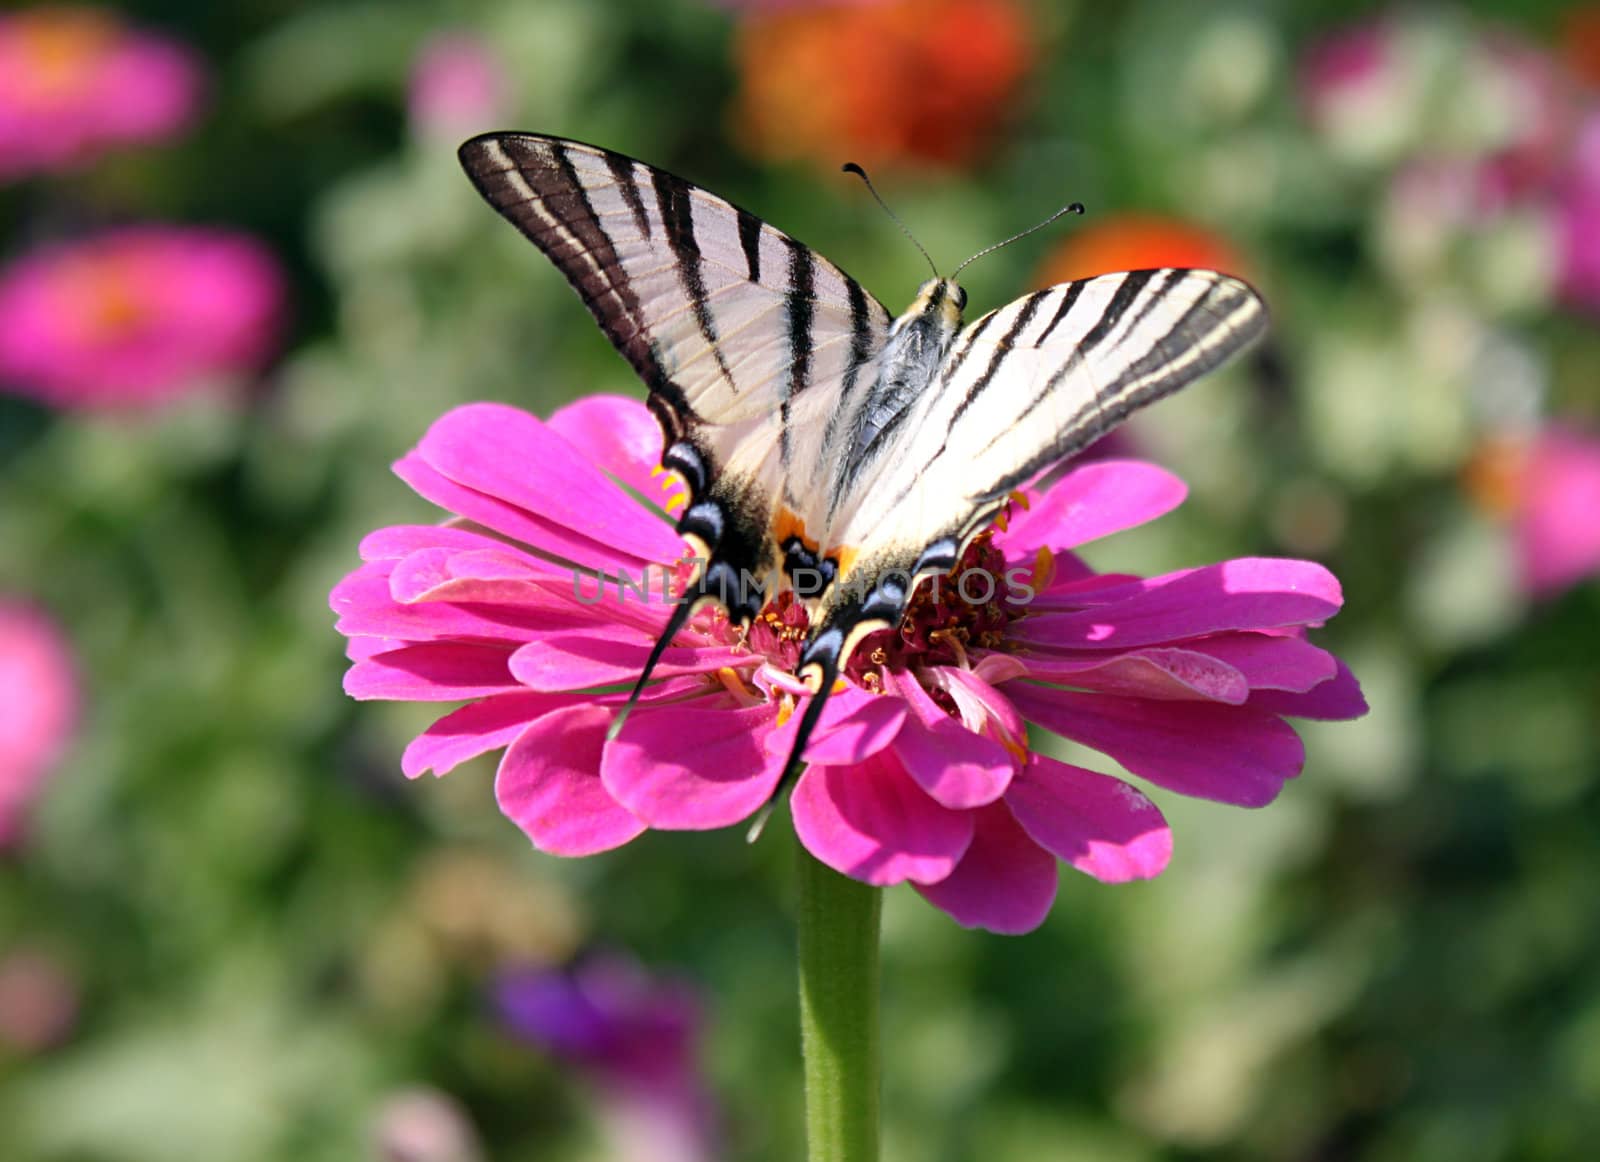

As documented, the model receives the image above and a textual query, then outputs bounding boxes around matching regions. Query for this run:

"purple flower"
[0,227,286,410]
[1556,111,1600,313]
[496,956,716,1162]
[333,396,1365,934]
[0,7,203,182]
[0,600,76,848]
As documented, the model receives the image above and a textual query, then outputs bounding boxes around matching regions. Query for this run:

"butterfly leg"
[606,552,767,741]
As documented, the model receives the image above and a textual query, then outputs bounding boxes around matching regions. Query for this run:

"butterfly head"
[907,278,967,329]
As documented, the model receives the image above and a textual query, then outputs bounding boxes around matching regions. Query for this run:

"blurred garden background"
[2,1,1599,1159]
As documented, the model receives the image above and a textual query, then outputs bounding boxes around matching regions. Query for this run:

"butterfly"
[458,132,1267,808]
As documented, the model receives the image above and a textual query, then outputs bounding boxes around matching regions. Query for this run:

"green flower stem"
[798,846,882,1162]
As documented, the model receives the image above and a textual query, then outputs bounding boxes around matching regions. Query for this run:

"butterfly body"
[458,132,1268,785]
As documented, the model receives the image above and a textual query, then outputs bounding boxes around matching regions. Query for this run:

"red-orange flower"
[1034,214,1251,287]
[1562,7,1600,90]
[730,0,1034,173]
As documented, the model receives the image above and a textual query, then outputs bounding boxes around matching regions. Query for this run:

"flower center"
[844,531,1019,698]
[49,254,155,345]
[10,11,116,103]
[685,529,1024,699]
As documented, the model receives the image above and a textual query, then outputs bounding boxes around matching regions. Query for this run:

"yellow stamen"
[1031,545,1056,591]
[716,666,756,703]
[998,731,1031,765]
[775,695,796,728]
[1009,489,1031,510]
[930,629,970,669]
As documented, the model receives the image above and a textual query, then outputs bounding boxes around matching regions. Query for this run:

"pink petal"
[886,671,1014,808]
[764,684,907,766]
[1017,648,1251,703]
[998,460,1187,557]
[345,635,398,662]
[332,561,576,644]
[931,665,1028,744]
[403,691,582,777]
[1189,632,1338,693]
[417,403,682,563]
[546,394,668,503]
[395,451,659,575]
[602,700,782,829]
[1010,685,1305,807]
[1247,659,1368,720]
[914,804,1058,934]
[1011,559,1344,650]
[495,705,646,856]
[344,643,521,701]
[358,523,514,562]
[510,629,755,692]
[389,546,568,605]
[791,751,974,886]
[1006,754,1172,882]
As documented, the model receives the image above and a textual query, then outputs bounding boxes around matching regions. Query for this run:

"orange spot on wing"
[772,506,815,552]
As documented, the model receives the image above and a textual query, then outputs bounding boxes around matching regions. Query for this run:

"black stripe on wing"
[651,168,738,392]
[985,270,1266,496]
[459,134,689,432]
[946,290,1047,431]
[780,237,816,473]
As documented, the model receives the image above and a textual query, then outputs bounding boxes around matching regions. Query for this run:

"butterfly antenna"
[949,201,1086,280]
[843,162,939,280]
[746,646,841,843]
[606,589,700,742]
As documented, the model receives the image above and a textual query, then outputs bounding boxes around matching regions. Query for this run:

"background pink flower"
[0,7,203,182]
[371,1087,484,1162]
[0,601,77,848]
[1513,427,1600,596]
[408,32,508,140]
[0,227,287,409]
[334,396,1364,934]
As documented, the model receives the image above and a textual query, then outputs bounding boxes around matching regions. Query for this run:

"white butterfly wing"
[809,269,1267,642]
[459,132,891,613]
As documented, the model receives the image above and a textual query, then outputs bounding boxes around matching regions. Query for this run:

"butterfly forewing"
[819,269,1266,578]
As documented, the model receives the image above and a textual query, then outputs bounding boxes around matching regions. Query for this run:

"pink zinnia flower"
[1469,427,1600,596]
[1301,16,1572,186]
[333,396,1364,934]
[0,227,286,410]
[0,7,203,182]
[407,33,507,140]
[0,601,77,848]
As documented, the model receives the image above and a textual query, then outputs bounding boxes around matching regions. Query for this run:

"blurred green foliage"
[2,2,1598,1161]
